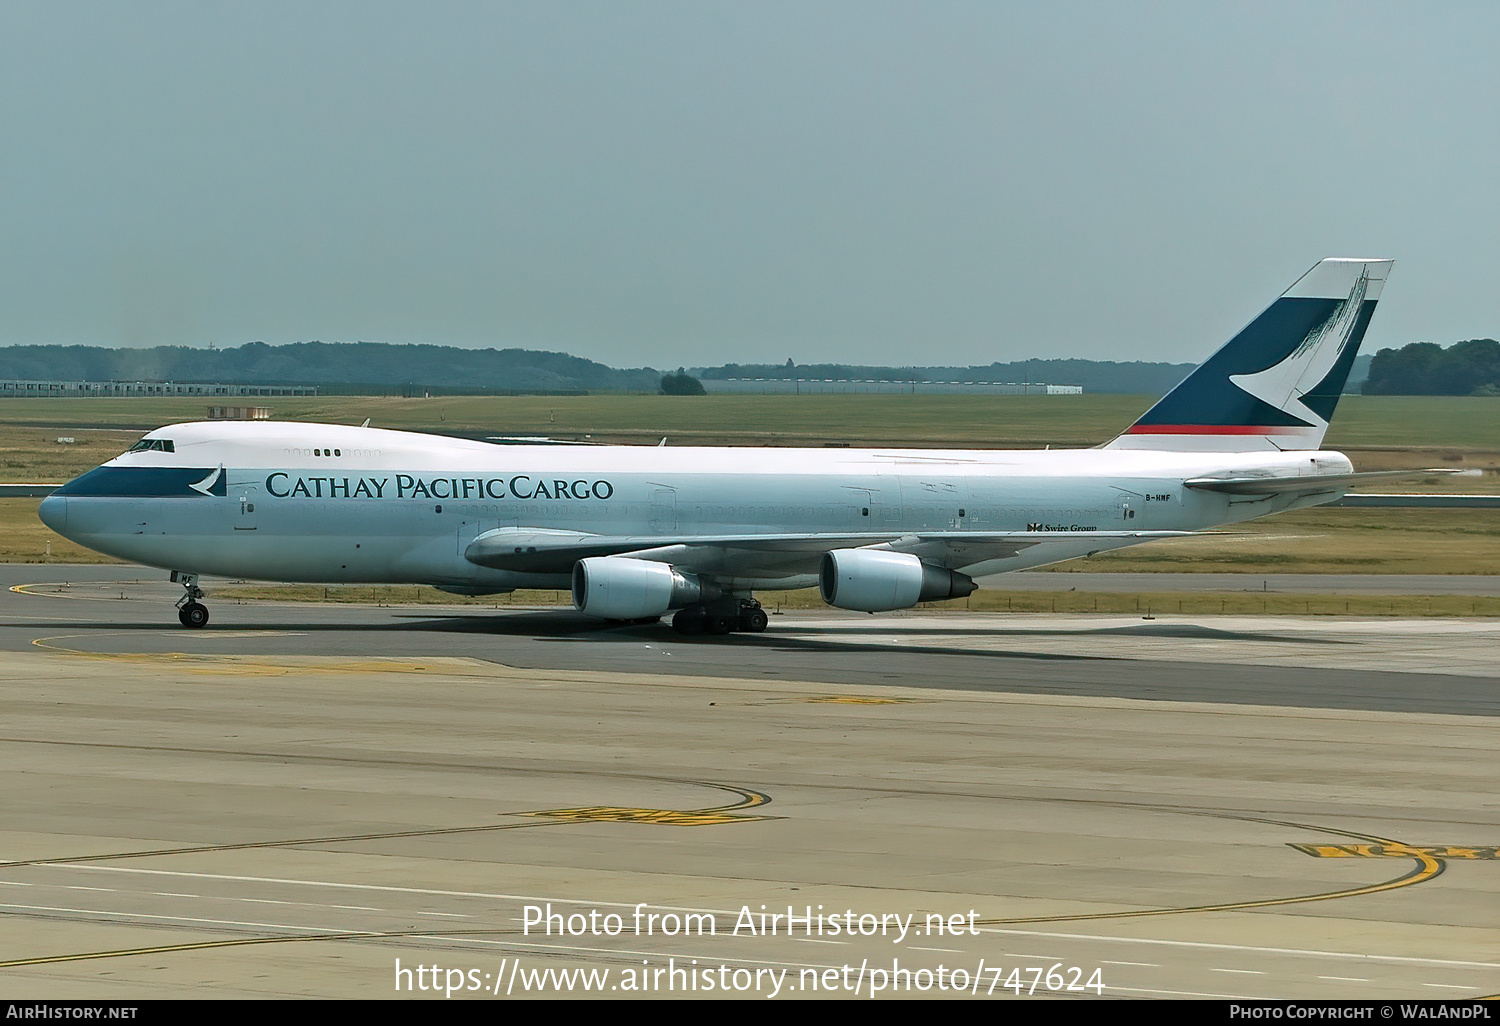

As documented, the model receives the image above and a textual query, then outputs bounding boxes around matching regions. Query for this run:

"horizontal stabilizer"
[1184,468,1458,496]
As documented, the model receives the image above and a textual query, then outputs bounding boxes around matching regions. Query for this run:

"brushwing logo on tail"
[1226,266,1371,430]
[1106,258,1390,452]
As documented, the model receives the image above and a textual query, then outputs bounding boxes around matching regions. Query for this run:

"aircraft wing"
[464,526,1184,577]
[1184,468,1458,496]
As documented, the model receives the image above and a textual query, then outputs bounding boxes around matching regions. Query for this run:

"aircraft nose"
[38,494,67,533]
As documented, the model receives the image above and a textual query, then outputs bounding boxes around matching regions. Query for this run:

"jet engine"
[571,556,703,619]
[819,549,976,612]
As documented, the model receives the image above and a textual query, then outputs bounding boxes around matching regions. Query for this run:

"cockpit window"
[127,439,175,453]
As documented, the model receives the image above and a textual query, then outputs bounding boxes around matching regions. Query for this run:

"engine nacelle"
[571,556,703,619]
[819,549,977,612]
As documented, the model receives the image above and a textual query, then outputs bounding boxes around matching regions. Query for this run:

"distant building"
[702,378,1083,395]
[0,380,317,398]
[206,406,272,420]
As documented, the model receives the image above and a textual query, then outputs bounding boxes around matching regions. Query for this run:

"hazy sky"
[2,1,1497,368]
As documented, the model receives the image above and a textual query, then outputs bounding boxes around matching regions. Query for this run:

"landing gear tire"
[178,602,210,629]
[739,606,768,633]
[675,599,765,637]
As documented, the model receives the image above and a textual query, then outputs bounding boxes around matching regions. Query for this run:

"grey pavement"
[0,564,1496,1000]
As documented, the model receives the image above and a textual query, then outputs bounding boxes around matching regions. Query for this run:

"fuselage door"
[873,465,904,528]
[235,485,259,531]
[648,487,677,533]
[1114,485,1143,524]
[896,472,967,531]
[456,512,482,555]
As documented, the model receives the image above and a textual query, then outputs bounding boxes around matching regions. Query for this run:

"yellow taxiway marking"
[8,581,162,600]
[981,854,1444,926]
[0,783,774,874]
[979,817,1451,926]
[0,782,776,967]
[522,782,777,827]
[1293,843,1499,860]
[10,582,82,597]
[762,695,920,705]
[521,806,773,826]
[799,695,916,705]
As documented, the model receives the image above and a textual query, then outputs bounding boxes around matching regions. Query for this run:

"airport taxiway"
[0,566,1496,999]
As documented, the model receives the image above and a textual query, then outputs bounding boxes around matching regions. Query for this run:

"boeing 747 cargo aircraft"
[40,258,1424,634]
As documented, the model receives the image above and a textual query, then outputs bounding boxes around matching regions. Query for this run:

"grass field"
[0,393,1494,453]
[2,393,1494,578]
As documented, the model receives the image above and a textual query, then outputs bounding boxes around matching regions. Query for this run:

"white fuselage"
[41,421,1351,592]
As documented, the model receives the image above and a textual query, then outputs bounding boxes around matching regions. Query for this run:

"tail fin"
[1107,258,1392,451]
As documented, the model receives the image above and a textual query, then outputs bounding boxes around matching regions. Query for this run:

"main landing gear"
[672,597,767,636]
[171,571,210,629]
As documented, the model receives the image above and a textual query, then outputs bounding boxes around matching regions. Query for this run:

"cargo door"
[897,472,967,531]
[649,487,677,533]
[873,466,904,529]
[456,513,480,555]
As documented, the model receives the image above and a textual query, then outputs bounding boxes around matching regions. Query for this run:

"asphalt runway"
[1,565,1496,1000]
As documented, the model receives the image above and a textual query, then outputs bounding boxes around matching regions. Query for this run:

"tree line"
[0,342,663,394]
[1362,340,1500,396]
[696,359,1197,395]
[0,340,1491,396]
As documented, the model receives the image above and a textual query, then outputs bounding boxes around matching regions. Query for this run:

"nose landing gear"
[171,571,210,629]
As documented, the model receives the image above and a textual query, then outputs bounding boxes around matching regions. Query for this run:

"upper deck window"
[127,438,175,454]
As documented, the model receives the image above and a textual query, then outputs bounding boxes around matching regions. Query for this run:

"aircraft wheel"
[672,607,706,634]
[178,602,210,629]
[740,607,768,633]
[705,614,734,635]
